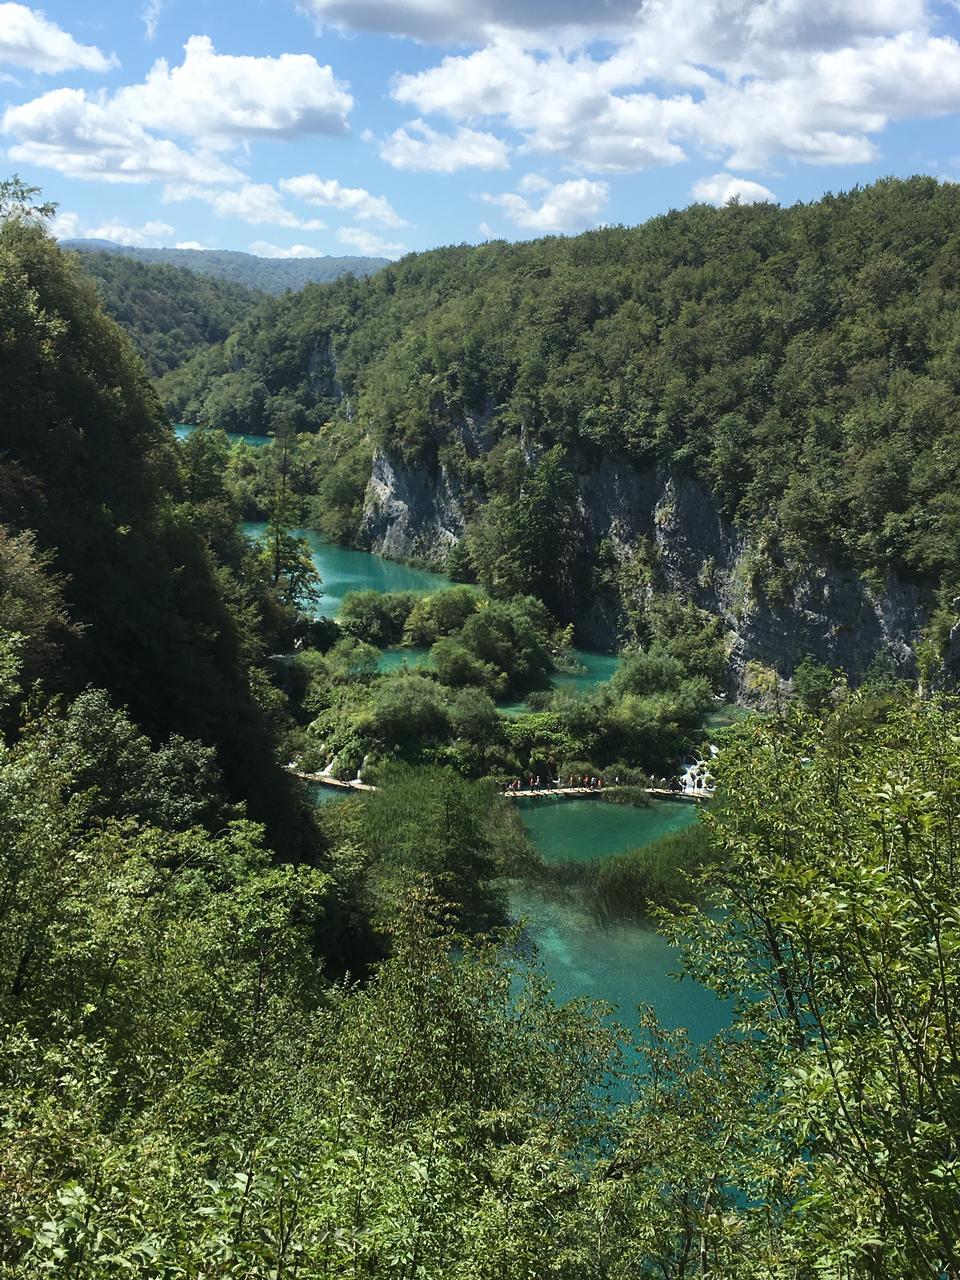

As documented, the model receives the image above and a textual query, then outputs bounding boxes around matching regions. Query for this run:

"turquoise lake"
[513,797,728,1042]
[244,521,452,619]
[508,885,728,1040]
[517,795,698,865]
[174,423,273,448]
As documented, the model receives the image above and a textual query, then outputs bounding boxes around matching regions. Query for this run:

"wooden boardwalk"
[292,769,709,803]
[292,770,376,792]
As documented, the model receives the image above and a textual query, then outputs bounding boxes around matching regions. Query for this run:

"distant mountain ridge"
[63,238,389,295]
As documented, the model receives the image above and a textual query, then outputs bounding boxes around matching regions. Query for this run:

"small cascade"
[353,753,372,785]
[679,757,715,797]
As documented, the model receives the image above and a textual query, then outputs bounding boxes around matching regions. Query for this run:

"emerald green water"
[377,646,433,674]
[509,886,728,1039]
[514,797,727,1041]
[243,512,724,1041]
[517,796,698,864]
[306,781,353,806]
[244,521,451,619]
[498,648,621,715]
[551,650,621,696]
[174,423,273,448]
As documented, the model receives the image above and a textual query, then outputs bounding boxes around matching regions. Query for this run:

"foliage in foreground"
[1,210,317,854]
[2,659,959,1275]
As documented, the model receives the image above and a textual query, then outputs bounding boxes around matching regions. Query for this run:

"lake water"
[513,796,728,1042]
[377,646,433,674]
[244,521,451,619]
[509,886,728,1040]
[174,423,273,448]
[244,507,724,1043]
[517,795,698,864]
[498,648,622,714]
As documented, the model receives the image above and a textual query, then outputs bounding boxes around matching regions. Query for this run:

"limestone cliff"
[361,450,467,564]
[360,448,930,694]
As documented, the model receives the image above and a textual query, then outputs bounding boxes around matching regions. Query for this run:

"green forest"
[2,179,959,1276]
[73,250,265,377]
[161,176,960,631]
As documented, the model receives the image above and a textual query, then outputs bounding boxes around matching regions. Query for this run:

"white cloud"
[115,35,352,145]
[692,173,778,205]
[378,119,509,171]
[280,174,405,226]
[304,0,926,47]
[52,210,175,245]
[175,240,207,250]
[482,176,608,232]
[2,36,352,192]
[337,226,406,258]
[388,3,960,175]
[478,220,494,237]
[393,41,688,172]
[249,241,326,258]
[164,182,327,229]
[89,218,174,245]
[49,209,78,238]
[4,88,244,186]
[0,3,116,73]
[142,0,165,41]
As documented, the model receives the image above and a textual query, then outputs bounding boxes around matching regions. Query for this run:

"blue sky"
[3,0,960,258]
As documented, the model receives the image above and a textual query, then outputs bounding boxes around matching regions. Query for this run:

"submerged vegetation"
[527,821,716,924]
[2,180,959,1275]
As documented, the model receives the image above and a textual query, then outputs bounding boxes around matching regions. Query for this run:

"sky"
[3,0,960,259]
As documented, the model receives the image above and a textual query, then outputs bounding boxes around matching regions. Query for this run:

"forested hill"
[64,238,389,294]
[71,249,264,377]
[165,176,960,622]
[1,213,316,857]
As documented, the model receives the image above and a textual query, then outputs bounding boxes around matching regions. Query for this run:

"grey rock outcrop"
[361,446,931,695]
[361,450,466,564]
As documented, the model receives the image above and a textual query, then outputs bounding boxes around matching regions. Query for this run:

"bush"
[356,763,508,931]
[339,590,418,645]
[431,635,499,692]
[403,586,482,646]
[588,821,713,921]
[366,675,450,753]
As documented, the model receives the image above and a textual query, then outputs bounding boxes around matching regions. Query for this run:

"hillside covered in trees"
[65,238,389,294]
[71,249,265,377]
[165,177,960,644]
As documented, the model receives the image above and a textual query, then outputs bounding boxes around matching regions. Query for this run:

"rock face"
[361,450,466,564]
[643,475,926,691]
[361,447,930,693]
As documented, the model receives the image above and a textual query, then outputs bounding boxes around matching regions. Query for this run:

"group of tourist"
[504,774,622,793]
